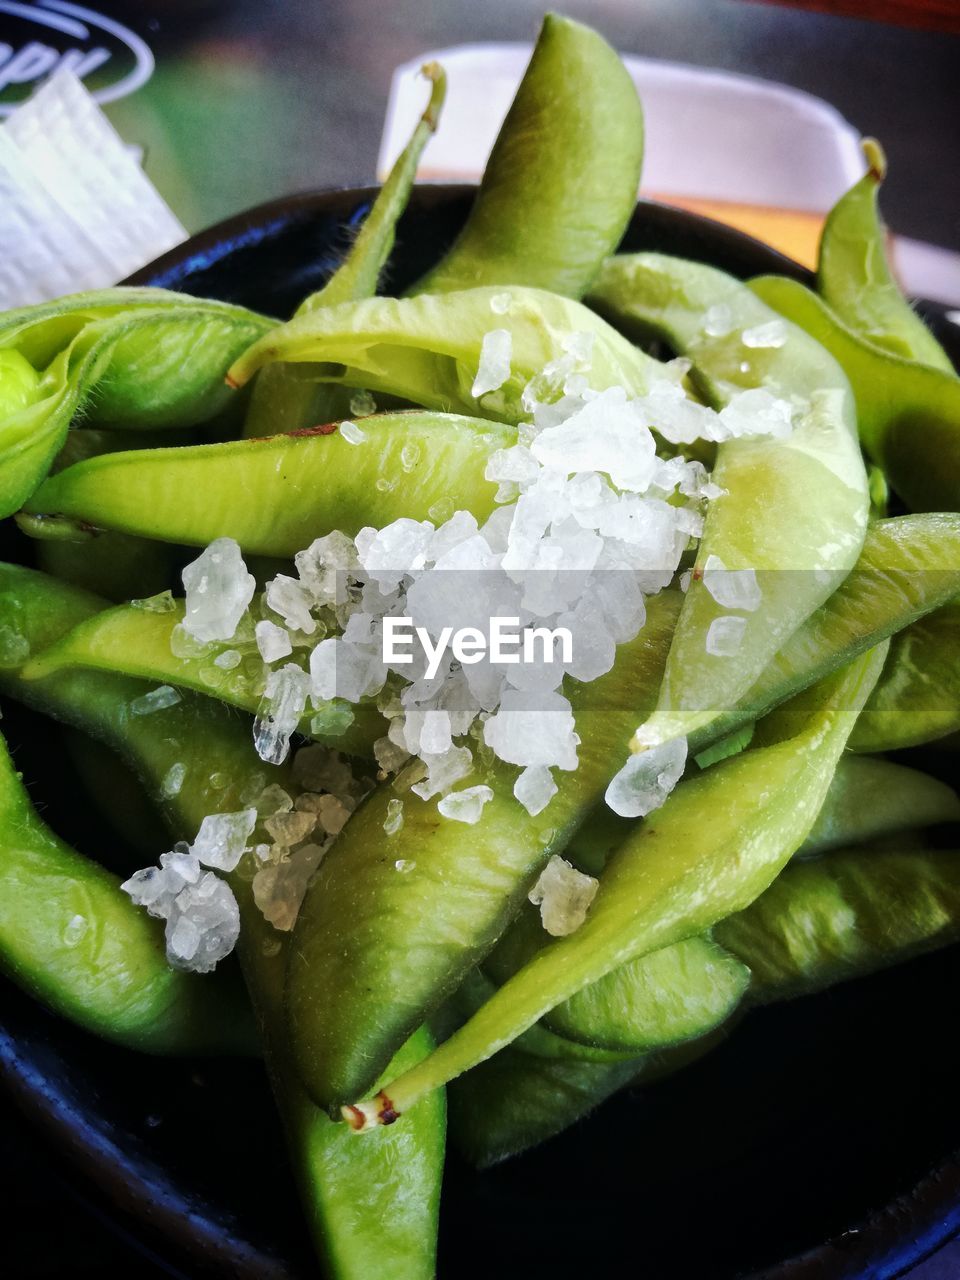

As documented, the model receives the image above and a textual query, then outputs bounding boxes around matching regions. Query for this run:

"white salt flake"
[489,292,513,315]
[165,872,240,971]
[130,685,181,715]
[411,744,473,800]
[420,709,453,755]
[339,420,367,445]
[513,765,557,816]
[349,390,377,416]
[530,389,658,493]
[383,798,404,836]
[529,856,598,936]
[438,784,494,824]
[265,574,317,635]
[742,319,787,349]
[190,808,257,872]
[256,619,293,663]
[181,538,255,642]
[254,664,311,765]
[703,303,735,337]
[483,689,579,771]
[161,762,186,798]
[701,554,762,612]
[472,328,513,397]
[706,615,747,657]
[718,388,794,440]
[605,738,688,818]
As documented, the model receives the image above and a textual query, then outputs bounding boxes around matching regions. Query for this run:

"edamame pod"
[349,646,884,1125]
[23,596,385,757]
[226,287,660,425]
[454,837,960,1167]
[1,292,272,518]
[750,273,960,513]
[0,564,445,1280]
[411,14,644,298]
[286,590,682,1108]
[800,755,960,854]
[0,729,252,1055]
[851,600,960,752]
[587,253,869,748]
[244,65,447,439]
[818,139,954,374]
[22,412,511,554]
[717,843,960,1001]
[485,905,749,1054]
[697,513,960,751]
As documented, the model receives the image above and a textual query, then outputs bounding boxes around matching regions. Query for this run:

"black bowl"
[3,188,960,1280]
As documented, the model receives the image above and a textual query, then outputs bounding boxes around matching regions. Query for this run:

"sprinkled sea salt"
[528,856,598,936]
[383,797,404,836]
[340,420,367,445]
[742,319,787,349]
[256,619,293,663]
[253,664,311,765]
[189,808,257,872]
[437,784,494,824]
[513,765,557,816]
[130,685,181,715]
[706,615,747,657]
[349,390,377,416]
[605,738,688,818]
[702,302,735,337]
[161,762,186,798]
[472,328,513,397]
[483,690,579,770]
[701,554,762,612]
[181,538,255,643]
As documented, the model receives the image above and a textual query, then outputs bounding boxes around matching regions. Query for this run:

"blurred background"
[1,1,959,1275]
[1,1,958,276]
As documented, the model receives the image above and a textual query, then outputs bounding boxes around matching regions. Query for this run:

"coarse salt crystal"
[472,328,513,398]
[528,855,598,936]
[701,554,762,612]
[513,765,557,816]
[181,537,255,643]
[189,808,257,872]
[339,420,367,445]
[437,784,494,824]
[130,685,181,715]
[256,619,293,663]
[706,615,747,657]
[605,738,688,818]
[742,319,787,349]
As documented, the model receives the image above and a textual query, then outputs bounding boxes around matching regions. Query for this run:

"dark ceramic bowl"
[2,188,960,1280]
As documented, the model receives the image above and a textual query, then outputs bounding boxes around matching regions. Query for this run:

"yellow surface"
[651,194,822,269]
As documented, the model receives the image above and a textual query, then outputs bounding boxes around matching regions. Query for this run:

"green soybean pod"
[22,596,385,759]
[750,273,960,514]
[243,64,447,439]
[717,843,960,1001]
[850,599,960,752]
[453,837,960,1167]
[286,590,682,1110]
[0,294,272,519]
[0,563,445,1280]
[0,729,252,1055]
[411,14,644,299]
[587,252,869,750]
[348,646,884,1126]
[800,755,960,854]
[226,286,660,425]
[21,412,511,554]
[818,139,954,374]
[485,904,749,1054]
